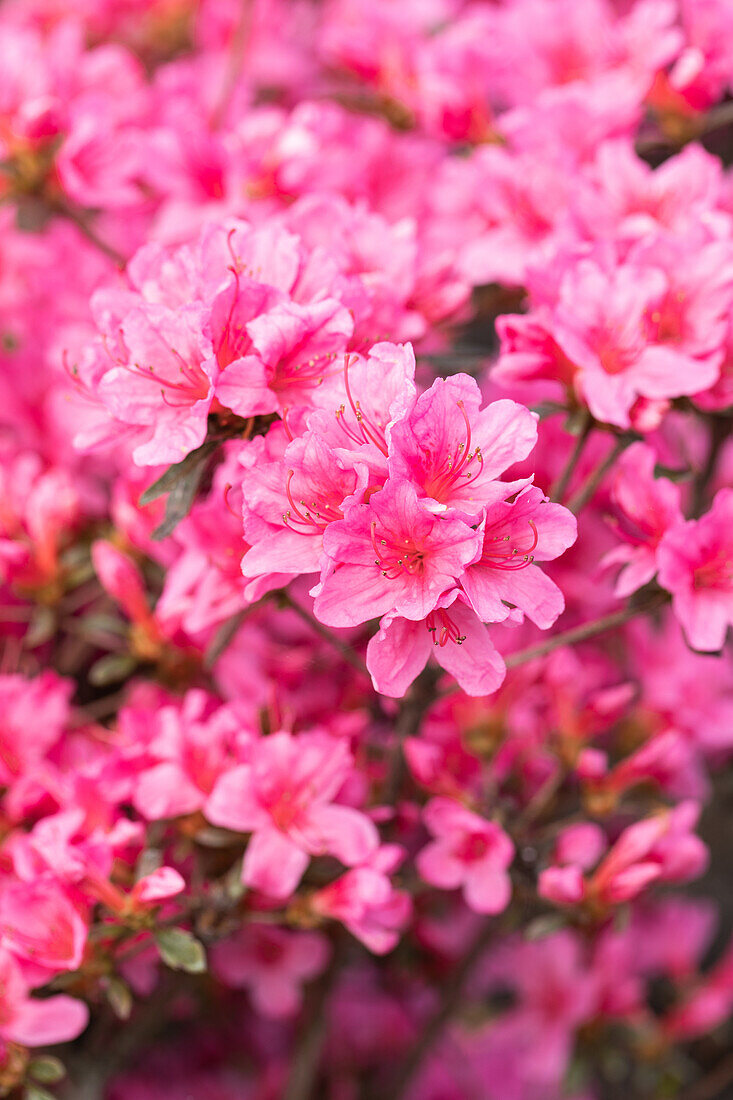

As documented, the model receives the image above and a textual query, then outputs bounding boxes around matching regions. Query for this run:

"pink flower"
[95,303,218,466]
[241,430,369,581]
[0,880,87,972]
[0,672,71,791]
[306,342,416,478]
[211,926,330,1018]
[657,488,733,652]
[130,690,249,821]
[366,592,506,698]
[0,946,88,1047]
[91,539,158,636]
[551,255,704,428]
[664,939,733,1040]
[214,296,353,418]
[388,374,537,516]
[416,797,513,914]
[313,479,482,628]
[128,867,185,909]
[578,140,728,243]
[205,731,378,900]
[312,845,412,954]
[544,802,709,909]
[601,442,683,597]
[539,824,608,906]
[461,486,577,629]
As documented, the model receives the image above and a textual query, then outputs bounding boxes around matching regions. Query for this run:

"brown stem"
[279,591,368,675]
[376,919,496,1100]
[566,434,633,514]
[691,414,730,518]
[504,593,668,669]
[383,666,442,805]
[677,1052,733,1100]
[282,934,346,1100]
[210,0,253,130]
[53,200,126,269]
[550,410,593,503]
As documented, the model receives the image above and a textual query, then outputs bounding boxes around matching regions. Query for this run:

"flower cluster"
[0,1,731,1099]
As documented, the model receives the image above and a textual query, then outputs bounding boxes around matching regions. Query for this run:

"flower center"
[424,401,484,502]
[426,608,466,647]
[481,520,539,571]
[371,522,425,580]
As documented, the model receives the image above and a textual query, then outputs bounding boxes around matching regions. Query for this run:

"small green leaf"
[654,463,693,483]
[15,198,53,233]
[531,401,566,421]
[24,607,56,649]
[82,613,128,636]
[139,440,219,506]
[89,653,137,687]
[25,1086,57,1100]
[29,1057,65,1085]
[155,928,207,973]
[106,976,133,1021]
[564,408,592,435]
[524,913,566,941]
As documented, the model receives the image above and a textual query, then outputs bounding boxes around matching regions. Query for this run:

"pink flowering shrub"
[0,2,731,1099]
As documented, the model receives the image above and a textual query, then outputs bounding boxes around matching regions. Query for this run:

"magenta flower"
[205,731,378,900]
[130,690,247,822]
[0,880,87,972]
[0,946,88,1047]
[416,797,514,914]
[601,442,682,597]
[306,342,416,477]
[461,485,577,629]
[541,802,709,909]
[312,845,412,955]
[551,257,695,428]
[366,592,506,698]
[211,926,330,1019]
[96,303,218,466]
[241,430,369,581]
[388,374,537,516]
[313,479,482,627]
[214,297,354,418]
[657,489,733,652]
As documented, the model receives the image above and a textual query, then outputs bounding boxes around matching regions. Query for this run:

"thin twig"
[566,434,633,514]
[210,0,253,130]
[550,410,593,502]
[377,920,496,1100]
[504,593,668,669]
[691,414,731,518]
[279,591,368,675]
[282,934,347,1100]
[53,200,126,268]
[677,1052,733,1100]
[384,666,442,805]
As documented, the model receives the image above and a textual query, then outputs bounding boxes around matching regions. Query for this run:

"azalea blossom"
[416,797,514,914]
[205,731,378,899]
[657,488,733,652]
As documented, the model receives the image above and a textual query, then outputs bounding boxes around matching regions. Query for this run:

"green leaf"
[28,1057,65,1085]
[106,976,133,1021]
[23,607,56,649]
[523,913,566,941]
[530,401,566,421]
[139,440,220,506]
[15,198,53,233]
[155,928,207,973]
[564,408,592,435]
[89,653,137,687]
[654,463,693,483]
[25,1086,57,1100]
